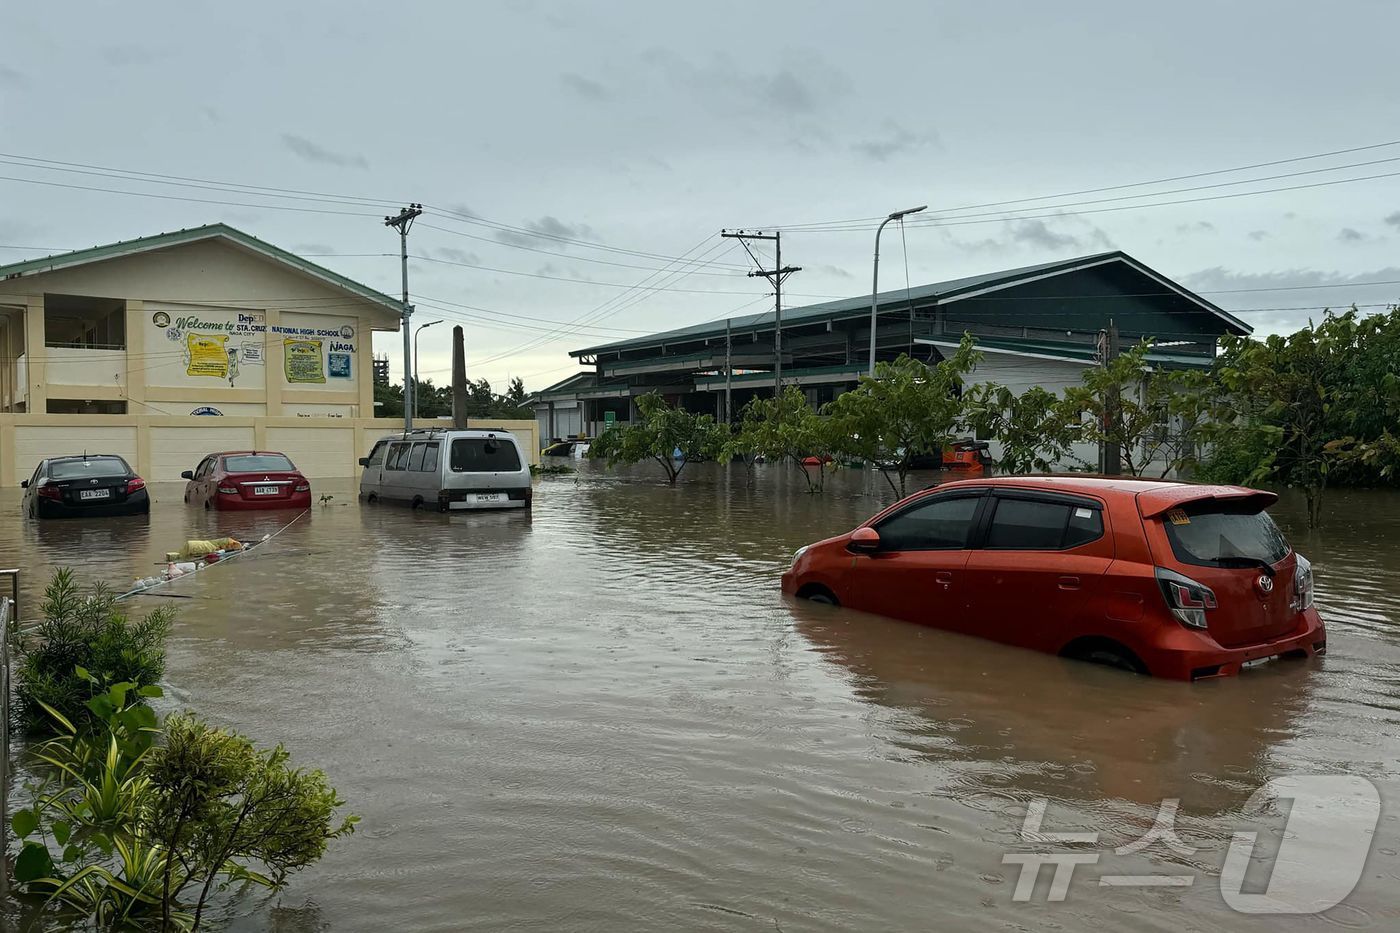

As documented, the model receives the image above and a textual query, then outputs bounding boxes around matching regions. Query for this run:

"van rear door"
[1140,491,1299,648]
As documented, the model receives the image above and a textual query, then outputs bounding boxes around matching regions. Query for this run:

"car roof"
[374,429,518,441]
[47,453,127,462]
[931,474,1272,511]
[935,474,1188,496]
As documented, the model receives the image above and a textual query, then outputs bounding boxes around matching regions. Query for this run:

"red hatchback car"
[782,476,1326,681]
[182,451,312,511]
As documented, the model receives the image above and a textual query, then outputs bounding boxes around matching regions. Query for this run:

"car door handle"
[1058,575,1080,590]
[935,571,953,589]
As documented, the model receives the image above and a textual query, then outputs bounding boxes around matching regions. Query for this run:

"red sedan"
[782,476,1326,681]
[182,451,312,511]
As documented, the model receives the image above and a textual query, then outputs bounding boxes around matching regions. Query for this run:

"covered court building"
[530,251,1251,446]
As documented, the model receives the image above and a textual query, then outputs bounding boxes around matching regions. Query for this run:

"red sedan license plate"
[254,485,278,496]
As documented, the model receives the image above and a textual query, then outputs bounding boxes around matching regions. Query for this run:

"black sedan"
[22,455,150,519]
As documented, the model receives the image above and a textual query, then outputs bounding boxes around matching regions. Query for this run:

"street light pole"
[413,319,443,418]
[868,205,927,377]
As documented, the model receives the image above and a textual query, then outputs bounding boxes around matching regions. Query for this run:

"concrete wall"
[965,350,1100,469]
[0,415,538,484]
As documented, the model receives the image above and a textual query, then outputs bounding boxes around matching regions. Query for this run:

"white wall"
[965,350,1099,469]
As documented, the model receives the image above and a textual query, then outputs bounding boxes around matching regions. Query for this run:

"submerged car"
[782,476,1325,681]
[22,454,149,519]
[359,428,532,511]
[181,451,312,511]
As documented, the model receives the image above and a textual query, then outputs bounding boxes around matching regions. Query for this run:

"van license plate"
[473,493,503,503]
[254,486,278,496]
[78,488,111,501]
[1242,655,1277,670]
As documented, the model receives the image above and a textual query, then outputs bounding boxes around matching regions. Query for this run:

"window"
[1164,505,1288,568]
[408,442,428,472]
[451,437,522,473]
[48,456,130,480]
[386,443,412,471]
[985,497,1104,550]
[876,495,980,551]
[420,443,440,473]
[193,457,213,480]
[223,454,295,473]
[364,442,387,468]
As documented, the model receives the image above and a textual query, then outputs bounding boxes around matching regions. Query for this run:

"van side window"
[451,437,522,472]
[407,442,428,472]
[985,497,1103,550]
[420,443,440,472]
[386,443,411,471]
[364,442,387,468]
[876,495,980,551]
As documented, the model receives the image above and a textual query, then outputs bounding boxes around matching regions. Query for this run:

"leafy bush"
[17,568,173,734]
[12,688,356,932]
[591,392,728,485]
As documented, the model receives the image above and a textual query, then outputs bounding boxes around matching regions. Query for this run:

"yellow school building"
[0,224,535,483]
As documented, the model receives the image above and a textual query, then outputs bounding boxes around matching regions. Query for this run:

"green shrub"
[17,568,173,734]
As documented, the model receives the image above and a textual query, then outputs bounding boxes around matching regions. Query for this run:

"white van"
[359,428,532,511]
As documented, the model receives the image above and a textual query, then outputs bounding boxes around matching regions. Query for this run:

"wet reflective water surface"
[3,462,1399,931]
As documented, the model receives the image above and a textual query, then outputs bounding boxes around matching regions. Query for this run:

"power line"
[763,137,1400,230]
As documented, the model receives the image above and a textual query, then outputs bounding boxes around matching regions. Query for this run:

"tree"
[1064,340,1220,478]
[590,392,728,485]
[826,336,981,498]
[963,383,1078,474]
[1206,310,1380,527]
[729,386,837,493]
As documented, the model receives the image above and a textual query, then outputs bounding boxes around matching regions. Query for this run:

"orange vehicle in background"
[942,438,993,475]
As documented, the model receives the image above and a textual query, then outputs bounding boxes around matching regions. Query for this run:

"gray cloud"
[947,218,1114,255]
[641,48,850,119]
[852,121,937,162]
[280,134,369,169]
[495,215,597,249]
[0,64,26,87]
[1180,266,1400,334]
[1248,230,1269,241]
[816,264,854,279]
[1175,221,1216,235]
[1338,227,1367,243]
[1385,211,1400,228]
[434,247,481,265]
[440,203,478,220]
[99,45,161,67]
[560,73,609,100]
[292,243,334,255]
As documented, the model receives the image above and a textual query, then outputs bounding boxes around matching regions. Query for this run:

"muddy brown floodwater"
[3,461,1400,931]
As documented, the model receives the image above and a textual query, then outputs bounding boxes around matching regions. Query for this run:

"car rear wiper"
[1215,556,1276,577]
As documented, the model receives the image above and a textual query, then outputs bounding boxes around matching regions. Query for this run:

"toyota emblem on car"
[1257,574,1275,595]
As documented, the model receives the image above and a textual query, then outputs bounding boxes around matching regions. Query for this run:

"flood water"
[3,462,1400,931]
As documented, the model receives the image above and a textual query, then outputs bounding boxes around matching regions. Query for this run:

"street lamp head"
[888,205,928,220]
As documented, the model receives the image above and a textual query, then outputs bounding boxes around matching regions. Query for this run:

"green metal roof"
[571,251,1249,357]
[0,223,403,317]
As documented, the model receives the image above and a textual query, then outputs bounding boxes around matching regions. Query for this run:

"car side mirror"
[180,470,194,480]
[20,480,28,489]
[358,457,369,466]
[848,527,881,553]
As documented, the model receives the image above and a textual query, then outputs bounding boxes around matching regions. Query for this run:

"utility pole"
[384,203,423,431]
[721,229,800,396]
[1100,319,1122,475]
[451,324,468,429]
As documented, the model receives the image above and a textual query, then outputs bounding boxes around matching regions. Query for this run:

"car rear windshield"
[224,454,295,473]
[450,438,521,473]
[49,457,129,479]
[1163,504,1289,568]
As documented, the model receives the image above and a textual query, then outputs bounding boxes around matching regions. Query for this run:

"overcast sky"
[3,0,1400,391]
